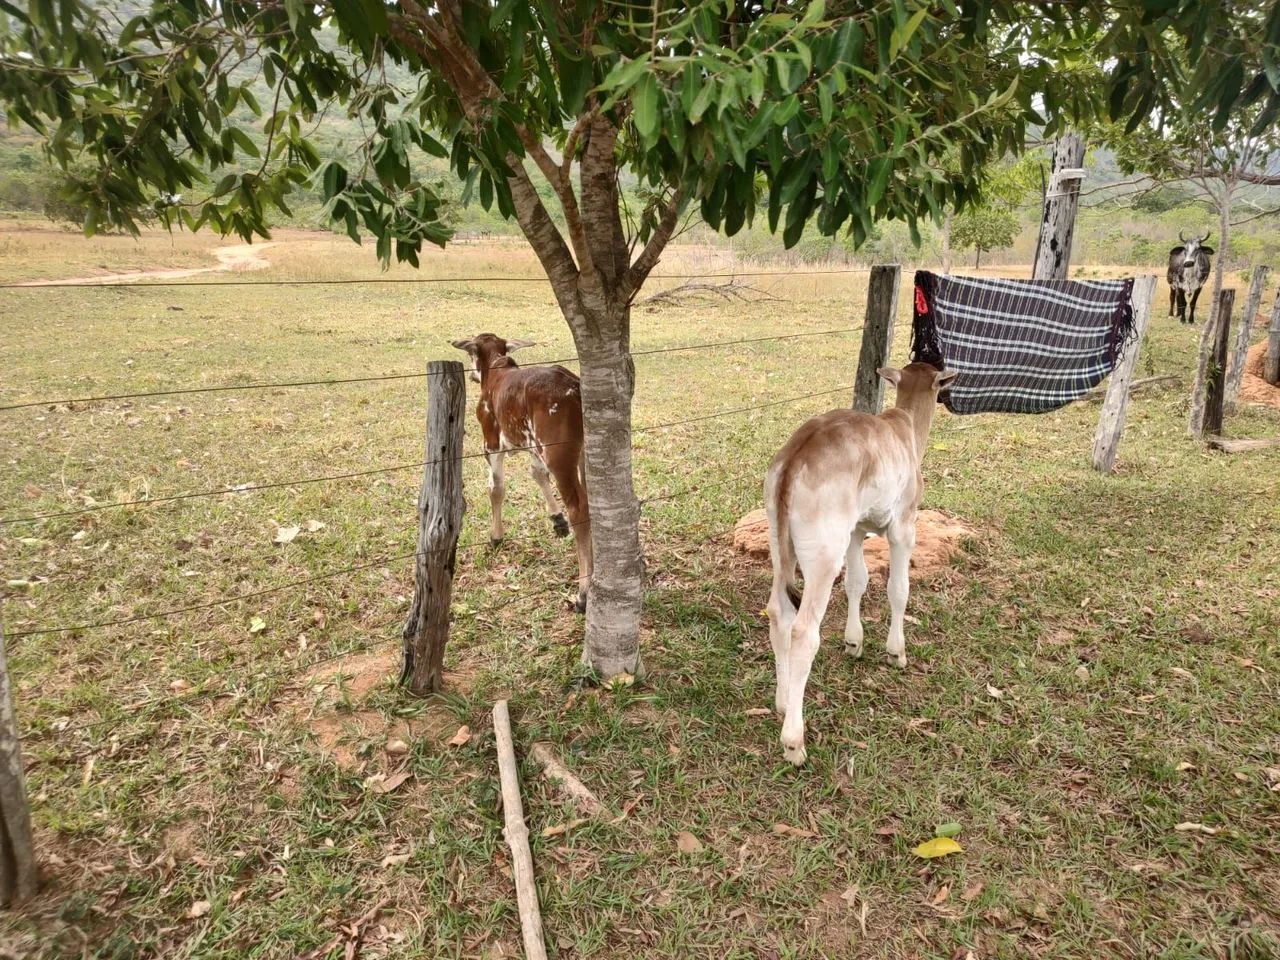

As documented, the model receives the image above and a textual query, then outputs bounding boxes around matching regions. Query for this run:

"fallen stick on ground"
[493,700,549,960]
[1083,374,1180,400]
[1207,436,1280,453]
[529,742,607,817]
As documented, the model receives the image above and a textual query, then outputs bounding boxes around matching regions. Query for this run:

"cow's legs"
[884,517,917,668]
[780,548,840,766]
[1188,286,1202,324]
[486,450,506,546]
[767,574,798,718]
[843,533,870,657]
[530,456,569,537]
[1169,285,1177,317]
[549,447,591,613]
[1177,289,1188,323]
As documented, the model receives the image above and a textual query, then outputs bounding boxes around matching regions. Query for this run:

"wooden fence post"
[1032,132,1086,281]
[0,622,37,907]
[852,264,901,413]
[1225,265,1268,412]
[1201,289,1235,439]
[1266,288,1280,386]
[401,360,466,696]
[1092,276,1157,474]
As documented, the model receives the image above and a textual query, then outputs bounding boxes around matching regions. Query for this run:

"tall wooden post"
[1201,290,1235,438]
[1032,132,1086,281]
[1266,288,1280,386]
[1189,289,1235,438]
[1225,265,1268,411]
[401,360,466,696]
[0,623,37,907]
[852,264,901,414]
[1092,276,1157,473]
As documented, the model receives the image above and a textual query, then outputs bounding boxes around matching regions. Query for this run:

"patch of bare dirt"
[290,650,472,770]
[15,241,278,286]
[732,508,975,580]
[1238,342,1280,412]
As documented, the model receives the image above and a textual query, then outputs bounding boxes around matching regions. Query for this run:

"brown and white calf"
[764,362,957,765]
[451,333,592,612]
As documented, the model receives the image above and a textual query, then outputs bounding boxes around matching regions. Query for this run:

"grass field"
[1,223,1278,959]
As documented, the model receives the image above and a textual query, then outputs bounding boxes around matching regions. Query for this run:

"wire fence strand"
[0,326,862,413]
[2,381,854,526]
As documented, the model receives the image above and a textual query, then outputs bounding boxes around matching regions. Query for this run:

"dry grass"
[1,225,1278,959]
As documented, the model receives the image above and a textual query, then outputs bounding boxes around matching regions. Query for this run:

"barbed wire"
[1,382,854,526]
[0,326,863,413]
[0,266,875,291]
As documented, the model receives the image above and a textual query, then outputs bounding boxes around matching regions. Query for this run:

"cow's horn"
[1200,231,1211,243]
[1179,229,1187,243]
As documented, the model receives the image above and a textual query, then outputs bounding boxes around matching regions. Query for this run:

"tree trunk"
[569,308,644,678]
[974,247,981,269]
[941,210,953,273]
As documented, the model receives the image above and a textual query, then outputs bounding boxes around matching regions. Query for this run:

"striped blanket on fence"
[909,271,1137,415]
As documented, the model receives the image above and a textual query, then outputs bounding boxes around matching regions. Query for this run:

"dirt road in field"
[14,241,278,286]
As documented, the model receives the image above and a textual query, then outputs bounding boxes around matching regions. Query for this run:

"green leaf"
[230,127,259,158]
[212,174,237,198]
[866,156,891,207]
[935,822,962,839]
[889,8,928,60]
[633,72,659,142]
[690,80,716,123]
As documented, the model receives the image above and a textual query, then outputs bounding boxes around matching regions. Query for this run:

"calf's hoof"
[551,512,570,538]
[781,742,808,767]
[844,640,864,659]
[489,536,504,548]
[885,651,907,669]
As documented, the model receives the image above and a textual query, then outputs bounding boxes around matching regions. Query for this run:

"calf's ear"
[877,367,903,386]
[935,369,960,388]
[451,338,477,353]
[504,338,538,352]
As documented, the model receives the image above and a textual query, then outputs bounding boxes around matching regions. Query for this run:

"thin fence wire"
[0,266,874,291]
[0,326,862,413]
[20,481,763,746]
[1,382,853,526]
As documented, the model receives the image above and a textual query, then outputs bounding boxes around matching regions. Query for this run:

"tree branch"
[622,189,686,303]
[520,133,591,272]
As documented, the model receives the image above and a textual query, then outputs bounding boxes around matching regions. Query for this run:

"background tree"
[952,205,1019,268]
[2,0,1276,679]
[944,153,1038,269]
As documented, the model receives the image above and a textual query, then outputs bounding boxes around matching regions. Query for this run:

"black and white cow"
[1167,230,1213,324]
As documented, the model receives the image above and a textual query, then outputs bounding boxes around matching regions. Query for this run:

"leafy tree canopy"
[1,0,1275,266]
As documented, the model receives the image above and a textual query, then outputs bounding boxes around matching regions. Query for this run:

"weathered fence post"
[1266,287,1280,386]
[0,622,37,907]
[1032,132,1086,281]
[1225,265,1268,412]
[401,360,466,696]
[1092,276,1157,474]
[852,264,901,413]
[1201,289,1235,439]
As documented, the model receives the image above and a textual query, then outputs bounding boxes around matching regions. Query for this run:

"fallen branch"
[1084,374,1180,401]
[1207,436,1280,453]
[640,278,783,307]
[529,742,607,817]
[493,700,548,960]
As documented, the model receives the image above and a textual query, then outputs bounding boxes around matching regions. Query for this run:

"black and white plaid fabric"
[910,271,1136,415]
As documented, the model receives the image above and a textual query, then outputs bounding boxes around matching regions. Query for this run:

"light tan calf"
[765,362,957,766]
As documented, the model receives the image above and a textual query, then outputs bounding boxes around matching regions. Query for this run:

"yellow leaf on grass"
[676,831,703,854]
[447,725,471,748]
[913,837,963,858]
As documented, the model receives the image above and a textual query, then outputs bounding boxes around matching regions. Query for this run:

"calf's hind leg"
[486,450,506,546]
[530,456,569,537]
[780,548,841,766]
[843,533,869,657]
[884,517,917,668]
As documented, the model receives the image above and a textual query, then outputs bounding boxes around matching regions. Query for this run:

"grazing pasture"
[1,224,1278,958]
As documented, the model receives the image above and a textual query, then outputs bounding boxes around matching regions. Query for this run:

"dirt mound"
[732,508,974,580]
[293,650,470,770]
[1238,342,1280,412]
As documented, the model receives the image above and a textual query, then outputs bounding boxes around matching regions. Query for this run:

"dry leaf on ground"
[273,525,301,545]
[913,837,963,858]
[961,881,985,902]
[187,900,211,919]
[366,771,412,795]
[447,725,471,748]
[744,707,773,717]
[1174,822,1220,835]
[676,831,704,854]
[772,823,818,839]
